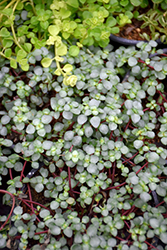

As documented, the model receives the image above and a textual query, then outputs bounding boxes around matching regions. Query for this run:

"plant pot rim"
[110,34,163,46]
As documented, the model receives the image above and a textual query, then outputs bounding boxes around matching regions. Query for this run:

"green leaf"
[4,48,12,57]
[69,45,80,57]
[1,115,10,125]
[106,16,117,27]
[23,43,32,53]
[17,49,27,60]
[48,25,60,36]
[41,58,52,68]
[130,0,142,6]
[0,8,13,16]
[2,38,13,48]
[50,201,59,210]
[0,27,10,37]
[66,0,79,8]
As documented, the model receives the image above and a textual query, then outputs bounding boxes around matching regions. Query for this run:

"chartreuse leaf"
[56,43,67,56]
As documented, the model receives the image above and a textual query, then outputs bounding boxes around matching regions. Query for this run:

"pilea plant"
[0,40,167,249]
[1,0,167,88]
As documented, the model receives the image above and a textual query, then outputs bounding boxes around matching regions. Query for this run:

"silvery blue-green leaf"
[130,175,139,185]
[125,100,133,109]
[63,111,73,120]
[134,140,143,149]
[90,116,100,128]
[37,128,46,137]
[160,232,167,244]
[41,115,52,124]
[22,213,31,220]
[50,225,61,235]
[147,86,156,96]
[2,139,13,147]
[149,218,160,228]
[85,126,93,137]
[54,122,64,131]
[50,200,59,210]
[147,152,159,162]
[131,114,140,123]
[156,186,166,197]
[35,183,44,193]
[161,137,167,145]
[109,122,117,130]
[87,164,97,174]
[39,209,50,218]
[43,141,53,150]
[108,238,117,247]
[140,192,151,202]
[89,99,100,107]
[0,238,6,248]
[26,124,35,134]
[1,115,10,124]
[128,57,137,66]
[103,80,112,90]
[72,136,82,146]
[83,145,95,155]
[99,124,108,134]
[120,145,129,154]
[31,162,39,169]
[64,227,73,238]
[90,236,100,247]
[14,206,23,215]
[34,66,43,75]
[64,131,74,141]
[0,127,7,136]
[78,114,87,125]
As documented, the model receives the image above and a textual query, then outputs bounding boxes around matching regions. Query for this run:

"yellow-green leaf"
[63,64,73,73]
[56,43,67,56]
[10,59,17,69]
[48,25,60,36]
[41,58,52,68]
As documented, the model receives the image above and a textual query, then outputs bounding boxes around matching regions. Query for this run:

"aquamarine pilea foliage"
[0,41,167,249]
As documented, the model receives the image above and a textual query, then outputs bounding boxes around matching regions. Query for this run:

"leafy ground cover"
[0,40,167,250]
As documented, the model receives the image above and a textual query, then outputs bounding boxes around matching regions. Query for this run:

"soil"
[116,18,152,41]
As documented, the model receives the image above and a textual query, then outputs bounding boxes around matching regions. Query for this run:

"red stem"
[136,162,148,175]
[0,190,15,230]
[138,59,154,69]
[144,240,160,250]
[20,161,27,182]
[105,182,126,191]
[27,183,34,214]
[9,169,13,180]
[157,90,167,102]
